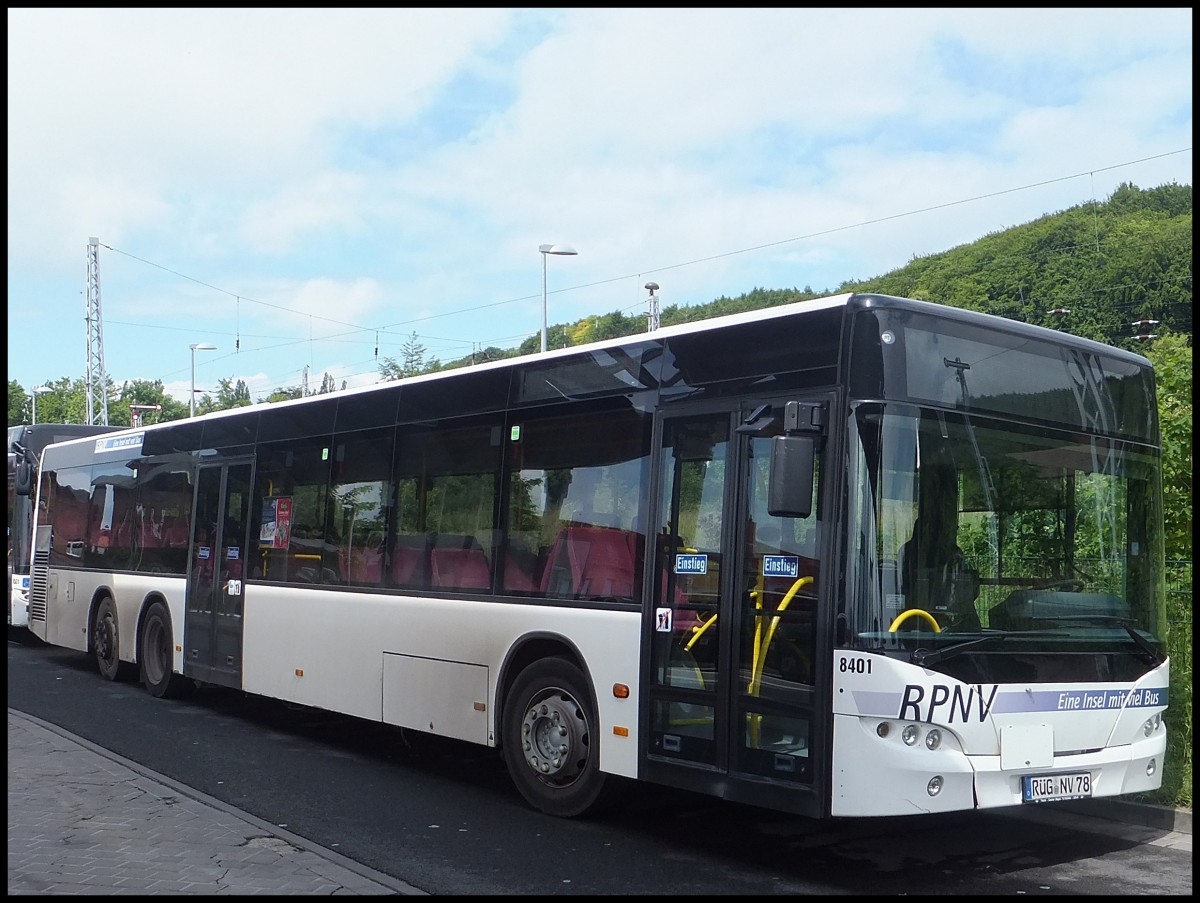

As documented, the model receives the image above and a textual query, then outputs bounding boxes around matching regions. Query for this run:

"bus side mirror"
[768,434,815,518]
[14,460,34,496]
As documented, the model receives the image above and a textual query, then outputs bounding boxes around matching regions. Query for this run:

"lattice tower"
[85,237,109,425]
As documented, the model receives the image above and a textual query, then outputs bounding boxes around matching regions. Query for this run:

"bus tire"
[502,656,611,818]
[139,600,194,699]
[93,596,134,681]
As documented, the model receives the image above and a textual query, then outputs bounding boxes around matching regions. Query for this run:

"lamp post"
[31,386,52,425]
[539,243,578,353]
[189,343,217,417]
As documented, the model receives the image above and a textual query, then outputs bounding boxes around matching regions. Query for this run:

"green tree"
[1145,334,1194,555]
[1143,332,1193,808]
[400,332,426,376]
[379,332,429,380]
[8,377,95,426]
[193,376,254,416]
[111,378,189,426]
[264,386,304,403]
[9,379,29,424]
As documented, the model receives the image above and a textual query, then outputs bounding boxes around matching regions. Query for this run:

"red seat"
[359,549,383,583]
[502,551,538,592]
[541,525,638,600]
[430,547,491,590]
[388,542,427,585]
[340,546,384,584]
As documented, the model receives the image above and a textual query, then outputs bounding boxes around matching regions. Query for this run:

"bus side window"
[505,405,652,603]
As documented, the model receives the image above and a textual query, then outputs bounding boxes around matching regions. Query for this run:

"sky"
[7,8,1193,405]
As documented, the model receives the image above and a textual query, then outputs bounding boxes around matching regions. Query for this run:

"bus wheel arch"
[499,641,614,818]
[136,597,194,699]
[496,634,587,749]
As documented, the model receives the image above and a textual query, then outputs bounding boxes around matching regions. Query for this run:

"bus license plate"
[1022,772,1092,803]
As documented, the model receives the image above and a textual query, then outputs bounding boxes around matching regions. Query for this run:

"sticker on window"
[763,555,799,578]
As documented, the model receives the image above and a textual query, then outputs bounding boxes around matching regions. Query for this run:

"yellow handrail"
[748,576,813,697]
[887,608,941,632]
[684,612,720,652]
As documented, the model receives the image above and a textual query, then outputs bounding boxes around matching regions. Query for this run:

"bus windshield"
[844,403,1166,683]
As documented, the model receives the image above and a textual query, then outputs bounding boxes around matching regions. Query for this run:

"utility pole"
[645,282,660,332]
[85,237,110,425]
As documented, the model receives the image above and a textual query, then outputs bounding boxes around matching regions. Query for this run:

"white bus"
[26,293,1168,819]
[9,423,119,628]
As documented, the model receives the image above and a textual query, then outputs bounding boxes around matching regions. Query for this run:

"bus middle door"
[184,461,251,688]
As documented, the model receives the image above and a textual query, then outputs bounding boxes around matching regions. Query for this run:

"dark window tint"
[252,436,335,584]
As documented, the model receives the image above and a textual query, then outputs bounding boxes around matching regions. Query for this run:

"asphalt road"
[7,631,1192,895]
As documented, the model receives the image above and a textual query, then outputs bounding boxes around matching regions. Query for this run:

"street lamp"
[539,243,578,353]
[189,343,217,417]
[30,386,52,425]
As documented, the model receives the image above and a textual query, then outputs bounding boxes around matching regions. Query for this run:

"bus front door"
[184,461,252,688]
[644,400,824,815]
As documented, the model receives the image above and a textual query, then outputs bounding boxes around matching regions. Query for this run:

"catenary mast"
[85,236,109,425]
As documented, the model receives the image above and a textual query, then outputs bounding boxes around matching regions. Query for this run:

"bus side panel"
[34,568,187,673]
[36,567,100,653]
[238,584,643,779]
[383,654,489,744]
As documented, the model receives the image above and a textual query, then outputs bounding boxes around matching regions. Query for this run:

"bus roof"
[32,291,1155,452]
[8,423,121,458]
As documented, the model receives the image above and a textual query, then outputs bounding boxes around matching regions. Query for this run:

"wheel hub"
[521,691,588,785]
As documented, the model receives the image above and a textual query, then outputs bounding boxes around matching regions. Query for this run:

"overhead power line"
[93,148,1190,391]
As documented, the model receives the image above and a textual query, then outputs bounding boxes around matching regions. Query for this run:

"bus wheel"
[139,601,194,699]
[502,657,610,818]
[93,596,132,681]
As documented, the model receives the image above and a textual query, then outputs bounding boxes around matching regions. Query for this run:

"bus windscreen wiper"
[910,630,1065,667]
[911,625,1164,669]
[1029,615,1163,664]
[910,632,1008,667]
[1123,625,1165,666]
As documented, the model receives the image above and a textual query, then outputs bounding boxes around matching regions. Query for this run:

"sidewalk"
[8,708,1190,895]
[7,709,424,895]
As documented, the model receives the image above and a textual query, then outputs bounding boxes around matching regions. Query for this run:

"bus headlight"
[1143,714,1161,737]
[902,724,920,746]
[927,775,944,797]
[925,728,942,750]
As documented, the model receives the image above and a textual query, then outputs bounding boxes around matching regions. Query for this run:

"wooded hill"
[419,181,1190,364]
